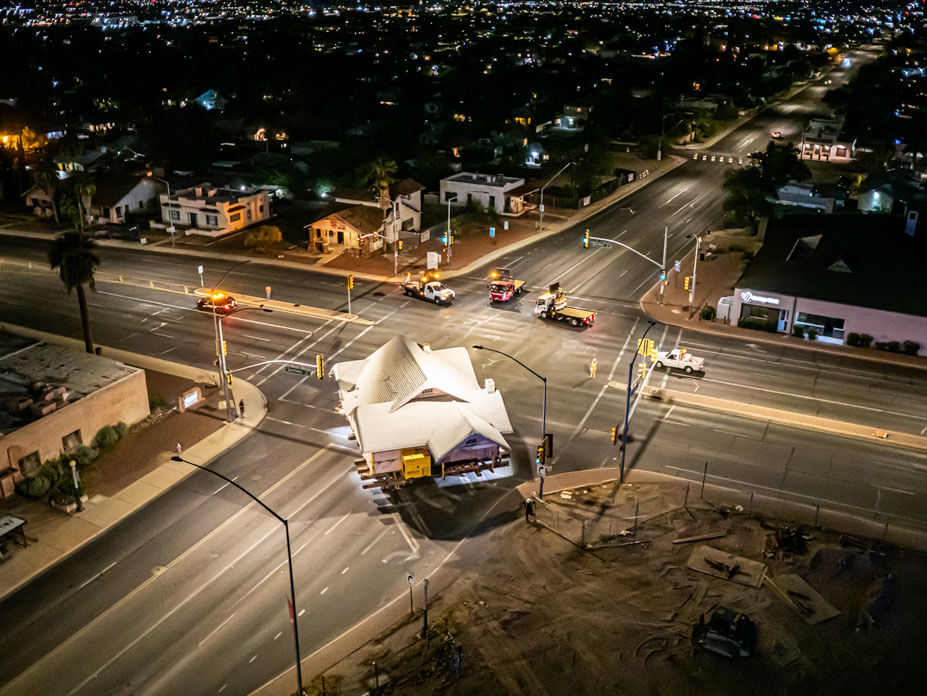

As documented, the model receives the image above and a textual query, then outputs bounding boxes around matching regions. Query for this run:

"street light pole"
[539,161,573,233]
[472,345,547,494]
[617,320,657,484]
[171,455,304,696]
[149,173,176,247]
[446,193,458,262]
[209,260,251,422]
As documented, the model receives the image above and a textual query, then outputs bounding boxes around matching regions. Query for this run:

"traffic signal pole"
[618,320,657,484]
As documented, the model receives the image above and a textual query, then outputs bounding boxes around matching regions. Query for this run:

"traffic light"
[221,340,227,356]
[441,233,448,245]
[684,276,691,290]
[638,362,646,377]
[660,269,666,281]
[316,354,324,379]
[583,230,590,248]
[397,240,403,251]
[536,444,546,465]
[348,275,355,291]
[226,372,233,385]
[611,427,617,443]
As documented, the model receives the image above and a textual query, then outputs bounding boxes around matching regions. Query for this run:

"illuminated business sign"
[740,290,780,306]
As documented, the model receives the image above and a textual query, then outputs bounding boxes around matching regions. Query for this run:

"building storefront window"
[738,302,780,332]
[795,312,845,341]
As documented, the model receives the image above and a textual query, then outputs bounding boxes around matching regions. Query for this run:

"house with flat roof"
[160,183,270,238]
[439,171,527,215]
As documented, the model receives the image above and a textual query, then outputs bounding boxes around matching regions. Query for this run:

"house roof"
[332,336,513,462]
[334,178,424,205]
[860,168,926,205]
[736,214,927,317]
[93,175,150,207]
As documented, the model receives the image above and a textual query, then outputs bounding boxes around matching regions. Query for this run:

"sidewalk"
[0,323,267,602]
[638,230,927,371]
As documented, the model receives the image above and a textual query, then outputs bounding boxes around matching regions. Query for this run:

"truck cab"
[401,272,456,305]
[489,268,526,302]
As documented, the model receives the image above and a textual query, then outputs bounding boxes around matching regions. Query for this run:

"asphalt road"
[0,45,925,695]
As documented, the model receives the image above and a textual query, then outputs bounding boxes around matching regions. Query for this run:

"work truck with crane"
[488,267,526,302]
[534,283,596,326]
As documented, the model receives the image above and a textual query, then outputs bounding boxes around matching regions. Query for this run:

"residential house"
[90,175,165,225]
[333,178,425,244]
[160,184,270,238]
[775,182,846,214]
[525,141,549,168]
[22,185,55,217]
[858,168,926,215]
[332,336,513,482]
[439,172,527,215]
[304,203,385,254]
[800,118,855,161]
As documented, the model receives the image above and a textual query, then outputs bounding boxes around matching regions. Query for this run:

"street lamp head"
[472,344,485,350]
[171,455,183,463]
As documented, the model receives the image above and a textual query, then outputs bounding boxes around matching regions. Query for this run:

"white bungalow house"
[333,178,425,245]
[160,183,270,238]
[90,175,165,224]
[23,185,55,217]
[439,171,527,215]
[332,336,513,485]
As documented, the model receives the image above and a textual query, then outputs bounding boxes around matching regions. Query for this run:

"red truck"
[488,268,526,302]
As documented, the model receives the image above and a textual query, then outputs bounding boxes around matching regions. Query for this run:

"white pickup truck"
[655,349,704,374]
[400,272,456,305]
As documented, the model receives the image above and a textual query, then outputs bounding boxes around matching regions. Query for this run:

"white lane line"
[700,375,925,422]
[151,332,174,339]
[341,567,350,574]
[324,512,350,536]
[241,333,271,342]
[198,613,237,647]
[299,608,307,615]
[279,375,309,401]
[320,587,328,596]
[212,477,237,496]
[661,405,676,421]
[545,246,603,287]
[877,486,914,496]
[76,561,118,592]
[273,632,282,640]
[712,429,745,438]
[361,526,392,556]
[218,684,227,693]
[394,512,421,554]
[659,188,688,207]
[249,655,257,664]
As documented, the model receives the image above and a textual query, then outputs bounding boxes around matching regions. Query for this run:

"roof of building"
[93,174,150,207]
[736,214,927,317]
[173,183,262,205]
[334,178,424,205]
[332,336,512,462]
[860,168,927,205]
[0,333,141,434]
[444,172,524,188]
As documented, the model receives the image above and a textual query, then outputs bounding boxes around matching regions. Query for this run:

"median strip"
[645,386,927,453]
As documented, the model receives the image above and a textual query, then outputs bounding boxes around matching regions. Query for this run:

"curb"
[0,322,268,602]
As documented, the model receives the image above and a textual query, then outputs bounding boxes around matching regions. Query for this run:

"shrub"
[700,305,716,321]
[887,341,901,353]
[806,328,819,340]
[149,391,165,410]
[902,340,920,356]
[116,422,129,438]
[847,332,860,347]
[73,445,99,468]
[792,325,805,338]
[874,342,889,351]
[859,334,873,348]
[15,474,52,499]
[94,425,120,450]
[738,317,777,332]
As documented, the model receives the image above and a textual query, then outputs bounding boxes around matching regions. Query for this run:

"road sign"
[489,226,495,238]
[284,365,309,376]
[537,464,546,479]
[674,260,681,273]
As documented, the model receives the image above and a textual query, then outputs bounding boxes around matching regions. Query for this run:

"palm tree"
[33,148,61,225]
[368,155,397,212]
[70,172,96,233]
[48,232,100,353]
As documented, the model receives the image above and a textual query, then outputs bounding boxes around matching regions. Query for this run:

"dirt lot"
[312,482,927,696]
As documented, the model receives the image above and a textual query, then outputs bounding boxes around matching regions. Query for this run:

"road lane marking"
[877,486,914,496]
[198,613,237,647]
[76,561,118,592]
[361,526,392,556]
[249,655,257,664]
[324,512,350,535]
[341,566,350,574]
[12,447,337,693]
[394,512,421,555]
[320,588,328,596]
[273,632,282,640]
[242,334,271,342]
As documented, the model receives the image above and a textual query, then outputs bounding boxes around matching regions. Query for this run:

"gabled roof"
[93,175,151,207]
[332,336,513,461]
[334,178,424,205]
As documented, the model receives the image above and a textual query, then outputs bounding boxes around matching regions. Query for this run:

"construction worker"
[588,357,598,378]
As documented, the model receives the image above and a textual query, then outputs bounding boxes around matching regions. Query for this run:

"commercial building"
[0,334,150,499]
[727,215,927,354]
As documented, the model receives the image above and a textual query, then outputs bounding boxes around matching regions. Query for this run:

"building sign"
[740,290,780,306]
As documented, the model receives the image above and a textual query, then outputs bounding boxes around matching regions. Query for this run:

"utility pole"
[658,225,668,305]
[689,235,700,307]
